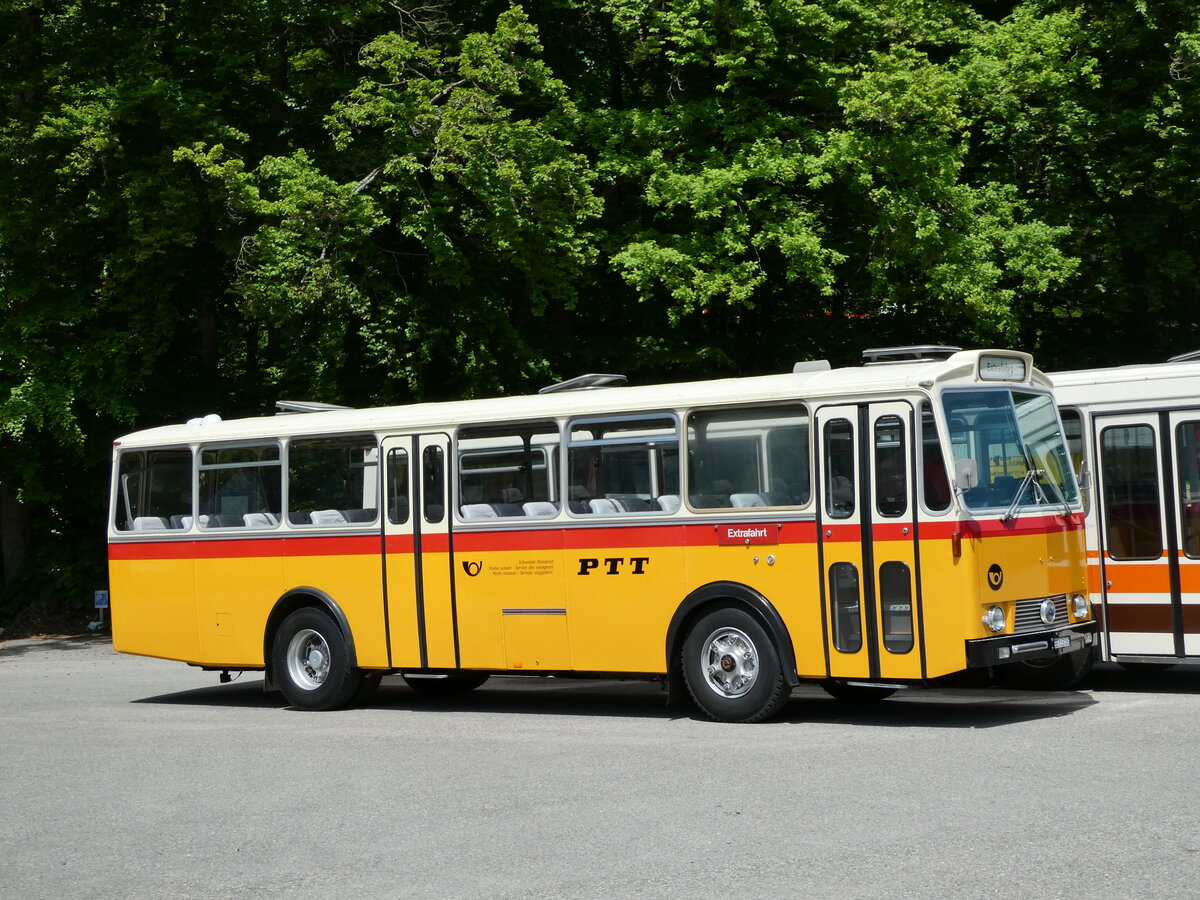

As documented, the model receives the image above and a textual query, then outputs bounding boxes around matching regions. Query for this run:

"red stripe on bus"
[109,534,382,561]
[871,523,913,542]
[108,513,1084,562]
[920,514,1084,540]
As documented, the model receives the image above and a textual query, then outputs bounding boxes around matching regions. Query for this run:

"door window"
[1177,421,1200,559]
[1101,425,1163,560]
[874,415,907,518]
[829,562,862,652]
[387,448,410,525]
[824,419,855,520]
[423,445,445,524]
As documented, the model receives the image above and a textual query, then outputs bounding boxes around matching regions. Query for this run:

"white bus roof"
[1050,355,1200,408]
[115,349,1042,449]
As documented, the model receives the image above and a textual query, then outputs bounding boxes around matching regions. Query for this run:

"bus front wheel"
[682,607,789,723]
[272,607,363,710]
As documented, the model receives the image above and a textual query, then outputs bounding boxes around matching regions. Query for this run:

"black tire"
[401,672,490,695]
[272,607,363,710]
[821,681,897,703]
[681,607,789,723]
[995,646,1095,690]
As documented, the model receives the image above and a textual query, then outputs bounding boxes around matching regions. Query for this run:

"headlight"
[983,605,1006,633]
[1071,593,1090,619]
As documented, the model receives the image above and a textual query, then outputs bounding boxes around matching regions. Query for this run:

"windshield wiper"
[1002,468,1041,523]
[1033,468,1073,519]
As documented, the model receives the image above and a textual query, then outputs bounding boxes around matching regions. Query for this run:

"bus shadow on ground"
[1081,661,1200,695]
[777,685,1096,729]
[134,678,286,709]
[135,674,1097,727]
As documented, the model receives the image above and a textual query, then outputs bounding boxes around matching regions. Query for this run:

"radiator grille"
[1014,595,1069,633]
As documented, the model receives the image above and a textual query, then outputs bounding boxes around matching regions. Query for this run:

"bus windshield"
[943,389,1079,512]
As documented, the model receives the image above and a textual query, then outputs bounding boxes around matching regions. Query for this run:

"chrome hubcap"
[701,626,758,698]
[287,628,330,691]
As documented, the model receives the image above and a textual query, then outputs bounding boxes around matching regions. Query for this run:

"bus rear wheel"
[995,646,1094,690]
[273,608,363,710]
[682,607,789,723]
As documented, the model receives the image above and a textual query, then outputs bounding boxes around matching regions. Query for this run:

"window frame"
[565,411,681,518]
[285,432,381,528]
[685,402,812,512]
[197,439,284,531]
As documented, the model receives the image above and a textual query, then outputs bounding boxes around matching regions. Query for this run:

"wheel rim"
[286,628,330,691]
[699,626,759,698]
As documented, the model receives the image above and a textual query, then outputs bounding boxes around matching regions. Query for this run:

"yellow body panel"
[455,548,566,670]
[193,555,282,665]
[110,557,201,663]
[420,551,458,668]
[384,551,422,668]
[566,541,684,673]
[284,553,389,668]
[110,514,1089,683]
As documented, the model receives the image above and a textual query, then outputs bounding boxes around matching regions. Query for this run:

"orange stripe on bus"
[1088,561,1200,594]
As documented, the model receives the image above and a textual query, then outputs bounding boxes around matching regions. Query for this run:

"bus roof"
[114,348,1041,448]
[1050,355,1200,407]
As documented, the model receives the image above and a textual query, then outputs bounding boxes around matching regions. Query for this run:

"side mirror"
[954,458,979,492]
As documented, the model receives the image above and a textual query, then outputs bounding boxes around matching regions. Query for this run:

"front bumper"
[965,622,1098,669]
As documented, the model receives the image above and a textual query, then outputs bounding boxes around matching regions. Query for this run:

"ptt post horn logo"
[987,564,1004,591]
[461,560,483,577]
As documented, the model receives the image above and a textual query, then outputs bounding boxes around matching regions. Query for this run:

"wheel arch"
[665,581,799,704]
[263,587,359,684]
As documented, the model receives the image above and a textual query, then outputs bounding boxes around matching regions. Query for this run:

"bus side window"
[199,444,281,529]
[1060,408,1084,479]
[457,421,559,520]
[687,405,809,510]
[921,402,951,512]
[115,448,193,531]
[568,415,680,515]
[287,434,378,526]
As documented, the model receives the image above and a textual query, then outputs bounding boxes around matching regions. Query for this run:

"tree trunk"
[0,485,31,587]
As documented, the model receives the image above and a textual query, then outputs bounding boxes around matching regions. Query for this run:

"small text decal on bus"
[718,525,779,546]
[578,557,650,575]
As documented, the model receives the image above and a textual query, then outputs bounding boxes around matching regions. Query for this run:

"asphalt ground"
[2,637,1198,899]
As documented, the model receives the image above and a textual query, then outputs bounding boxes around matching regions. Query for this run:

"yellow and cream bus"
[108,347,1096,721]
[1051,351,1200,667]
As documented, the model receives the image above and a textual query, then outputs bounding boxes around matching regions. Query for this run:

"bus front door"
[817,403,924,682]
[381,433,459,669]
[1096,412,1200,659]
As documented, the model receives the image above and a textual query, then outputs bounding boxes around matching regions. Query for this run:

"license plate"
[1053,636,1070,650]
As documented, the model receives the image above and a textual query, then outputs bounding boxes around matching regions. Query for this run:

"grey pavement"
[2,636,1198,898]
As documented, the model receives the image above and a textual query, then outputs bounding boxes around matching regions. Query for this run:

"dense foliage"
[1,0,1198,623]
